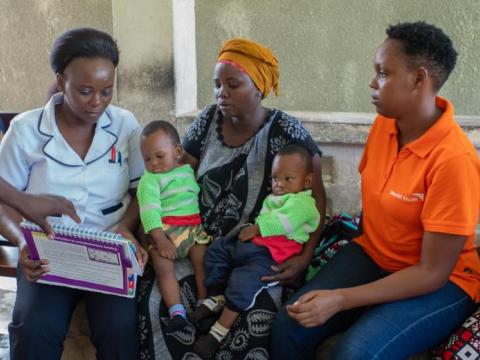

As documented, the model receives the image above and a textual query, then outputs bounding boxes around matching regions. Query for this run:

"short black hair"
[50,27,119,74]
[142,120,180,145]
[276,144,313,173]
[386,21,457,91]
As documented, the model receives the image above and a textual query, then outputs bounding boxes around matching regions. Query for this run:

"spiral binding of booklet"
[21,220,124,242]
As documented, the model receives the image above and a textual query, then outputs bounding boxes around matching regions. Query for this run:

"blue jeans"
[9,269,139,360]
[204,234,276,311]
[271,242,477,360]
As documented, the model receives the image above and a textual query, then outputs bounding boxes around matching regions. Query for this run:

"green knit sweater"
[137,164,200,233]
[255,190,320,244]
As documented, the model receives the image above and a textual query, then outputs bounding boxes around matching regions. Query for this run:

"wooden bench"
[0,112,16,138]
[0,239,18,278]
[0,112,19,277]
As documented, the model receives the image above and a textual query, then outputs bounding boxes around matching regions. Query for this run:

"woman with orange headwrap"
[138,38,326,359]
[216,38,280,98]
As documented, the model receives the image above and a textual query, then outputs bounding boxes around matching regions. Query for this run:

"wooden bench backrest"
[0,112,19,276]
[0,112,17,133]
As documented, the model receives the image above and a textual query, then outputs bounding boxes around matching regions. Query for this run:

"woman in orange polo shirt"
[272,21,480,359]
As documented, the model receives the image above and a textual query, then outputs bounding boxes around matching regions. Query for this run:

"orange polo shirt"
[355,96,480,302]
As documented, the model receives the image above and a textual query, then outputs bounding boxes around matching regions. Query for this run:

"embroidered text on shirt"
[389,190,425,202]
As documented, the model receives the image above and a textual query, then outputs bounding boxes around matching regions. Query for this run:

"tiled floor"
[0,334,9,360]
[0,278,432,360]
[0,277,15,360]
[0,277,15,334]
[0,277,95,360]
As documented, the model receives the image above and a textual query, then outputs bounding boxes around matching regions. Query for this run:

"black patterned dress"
[137,105,321,360]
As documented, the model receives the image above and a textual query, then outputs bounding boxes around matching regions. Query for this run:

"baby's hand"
[151,229,177,260]
[238,224,260,242]
[157,238,177,260]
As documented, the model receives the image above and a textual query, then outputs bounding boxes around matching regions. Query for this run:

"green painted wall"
[196,0,480,115]
[112,0,174,124]
[0,0,174,124]
[0,0,113,112]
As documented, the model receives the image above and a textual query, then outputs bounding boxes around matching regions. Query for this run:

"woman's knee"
[87,295,137,338]
[271,307,306,358]
[331,337,374,360]
[9,316,47,343]
[271,307,290,357]
[92,326,139,360]
[95,316,137,340]
[89,312,138,359]
[272,306,290,338]
[9,310,70,359]
[10,288,73,344]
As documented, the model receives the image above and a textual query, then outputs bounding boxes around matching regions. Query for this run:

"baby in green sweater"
[137,120,211,334]
[193,144,321,357]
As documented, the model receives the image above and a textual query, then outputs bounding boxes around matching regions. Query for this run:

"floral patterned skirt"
[137,259,282,359]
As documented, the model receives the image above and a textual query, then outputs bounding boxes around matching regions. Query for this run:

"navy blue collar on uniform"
[38,93,117,167]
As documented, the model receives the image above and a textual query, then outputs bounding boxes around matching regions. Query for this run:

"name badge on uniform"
[109,146,122,165]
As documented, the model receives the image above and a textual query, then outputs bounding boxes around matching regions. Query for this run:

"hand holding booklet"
[21,220,142,298]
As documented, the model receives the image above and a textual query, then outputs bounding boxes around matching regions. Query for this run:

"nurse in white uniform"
[0,27,147,360]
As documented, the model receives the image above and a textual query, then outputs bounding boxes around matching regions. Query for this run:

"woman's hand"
[286,289,345,328]
[0,202,51,281]
[17,193,80,238]
[238,224,259,242]
[116,224,148,271]
[288,232,467,329]
[0,178,80,237]
[261,253,310,285]
[18,243,50,282]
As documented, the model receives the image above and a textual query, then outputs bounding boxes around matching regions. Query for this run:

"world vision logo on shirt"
[389,190,425,202]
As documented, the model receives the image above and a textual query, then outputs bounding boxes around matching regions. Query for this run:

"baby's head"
[141,120,182,174]
[271,145,313,196]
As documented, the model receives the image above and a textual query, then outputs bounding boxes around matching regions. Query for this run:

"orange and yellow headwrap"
[217,38,280,98]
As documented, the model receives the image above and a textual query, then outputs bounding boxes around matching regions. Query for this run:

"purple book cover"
[21,221,138,298]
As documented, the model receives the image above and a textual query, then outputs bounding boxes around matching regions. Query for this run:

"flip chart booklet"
[21,220,142,298]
